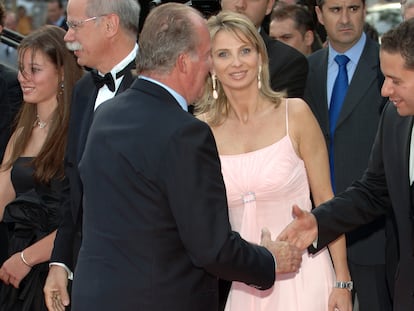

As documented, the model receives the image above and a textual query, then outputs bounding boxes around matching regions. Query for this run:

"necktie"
[329,54,350,193]
[91,60,135,92]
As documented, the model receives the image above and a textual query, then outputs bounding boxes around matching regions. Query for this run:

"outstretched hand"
[277,204,318,250]
[260,228,302,274]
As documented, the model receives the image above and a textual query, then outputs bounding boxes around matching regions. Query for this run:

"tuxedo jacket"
[313,102,414,311]
[71,79,275,311]
[51,69,136,270]
[261,30,308,98]
[304,37,387,265]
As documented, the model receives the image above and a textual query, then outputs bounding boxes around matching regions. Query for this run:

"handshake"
[260,205,318,274]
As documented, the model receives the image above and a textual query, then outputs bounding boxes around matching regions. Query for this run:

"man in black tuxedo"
[278,19,414,311]
[303,0,390,309]
[43,0,141,309]
[71,3,302,311]
[220,0,308,98]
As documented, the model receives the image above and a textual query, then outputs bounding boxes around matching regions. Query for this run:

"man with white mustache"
[43,0,140,310]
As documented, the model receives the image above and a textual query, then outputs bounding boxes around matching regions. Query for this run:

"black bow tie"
[92,71,115,92]
[91,60,135,92]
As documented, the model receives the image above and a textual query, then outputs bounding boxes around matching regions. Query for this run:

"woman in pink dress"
[196,11,352,311]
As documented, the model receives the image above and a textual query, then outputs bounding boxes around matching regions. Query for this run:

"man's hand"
[260,228,302,273]
[44,265,70,311]
[277,204,318,250]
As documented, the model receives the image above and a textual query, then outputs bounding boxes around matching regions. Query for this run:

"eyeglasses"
[66,16,98,31]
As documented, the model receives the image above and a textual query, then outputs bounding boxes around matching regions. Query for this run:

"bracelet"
[20,251,33,268]
[334,281,353,291]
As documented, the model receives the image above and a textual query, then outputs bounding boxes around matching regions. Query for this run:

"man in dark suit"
[43,0,141,309]
[303,0,390,309]
[71,4,302,311]
[0,2,23,279]
[278,19,414,311]
[0,64,21,268]
[220,0,308,98]
[46,0,68,31]
[0,3,22,162]
[0,61,21,163]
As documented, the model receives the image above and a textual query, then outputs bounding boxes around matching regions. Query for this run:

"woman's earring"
[212,74,218,99]
[257,65,262,90]
[59,82,64,96]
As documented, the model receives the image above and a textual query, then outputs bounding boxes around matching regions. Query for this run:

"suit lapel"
[76,75,97,162]
[336,39,380,128]
[76,69,136,161]
[398,116,414,202]
[307,49,329,135]
[116,60,136,95]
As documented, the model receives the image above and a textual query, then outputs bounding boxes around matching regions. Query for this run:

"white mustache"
[66,41,83,51]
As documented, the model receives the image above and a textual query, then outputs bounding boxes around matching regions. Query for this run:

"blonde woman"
[196,11,352,311]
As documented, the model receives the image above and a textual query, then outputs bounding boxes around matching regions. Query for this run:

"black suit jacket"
[304,37,387,265]
[0,64,22,289]
[71,79,275,311]
[312,102,414,311]
[0,64,22,161]
[51,69,136,270]
[261,30,308,98]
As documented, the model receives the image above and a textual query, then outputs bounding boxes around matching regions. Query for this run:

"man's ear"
[105,13,120,36]
[266,0,276,16]
[315,6,325,26]
[177,53,189,74]
[304,30,314,47]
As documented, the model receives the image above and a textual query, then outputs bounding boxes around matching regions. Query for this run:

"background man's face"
[220,0,274,28]
[48,1,63,23]
[316,0,365,52]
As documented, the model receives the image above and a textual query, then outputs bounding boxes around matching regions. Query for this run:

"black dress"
[0,157,66,311]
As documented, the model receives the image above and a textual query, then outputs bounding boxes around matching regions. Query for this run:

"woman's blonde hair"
[195,11,285,126]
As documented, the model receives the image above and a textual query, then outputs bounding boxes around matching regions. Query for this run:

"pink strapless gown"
[220,133,334,311]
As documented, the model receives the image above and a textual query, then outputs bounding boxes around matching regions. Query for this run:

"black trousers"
[349,261,392,311]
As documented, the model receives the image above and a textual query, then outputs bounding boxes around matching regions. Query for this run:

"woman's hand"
[328,287,353,311]
[0,252,32,288]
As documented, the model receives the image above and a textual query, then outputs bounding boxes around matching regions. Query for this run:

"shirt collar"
[328,32,366,65]
[98,43,138,80]
[138,76,188,112]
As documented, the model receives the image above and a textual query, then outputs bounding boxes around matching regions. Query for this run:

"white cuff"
[49,262,73,280]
